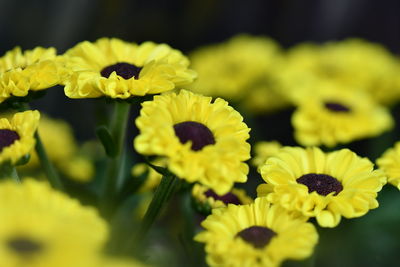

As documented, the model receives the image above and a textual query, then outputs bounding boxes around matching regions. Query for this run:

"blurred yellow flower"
[195,197,318,267]
[278,39,400,105]
[292,87,393,147]
[134,90,251,195]
[0,47,63,103]
[19,115,94,183]
[258,147,386,227]
[131,158,167,192]
[191,183,252,212]
[0,179,108,267]
[189,34,289,113]
[62,38,196,99]
[377,142,400,190]
[0,110,40,165]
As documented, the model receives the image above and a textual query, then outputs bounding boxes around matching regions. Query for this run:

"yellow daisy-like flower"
[131,158,167,192]
[0,46,62,103]
[189,34,289,113]
[62,38,196,99]
[0,110,40,164]
[377,142,400,189]
[134,90,251,195]
[195,197,318,267]
[292,87,393,147]
[258,147,386,227]
[192,183,252,212]
[278,39,400,105]
[251,141,282,168]
[18,114,94,182]
[0,179,108,267]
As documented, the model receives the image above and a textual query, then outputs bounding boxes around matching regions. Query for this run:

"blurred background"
[2,1,400,266]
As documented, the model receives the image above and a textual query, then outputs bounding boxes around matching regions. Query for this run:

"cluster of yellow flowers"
[0,35,400,267]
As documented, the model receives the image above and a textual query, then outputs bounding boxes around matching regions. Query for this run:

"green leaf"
[96,125,117,157]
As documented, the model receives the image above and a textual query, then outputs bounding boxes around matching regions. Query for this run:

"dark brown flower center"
[236,226,277,249]
[7,237,43,255]
[0,129,20,152]
[100,62,142,80]
[324,102,351,112]
[173,121,215,151]
[297,173,343,196]
[204,189,241,205]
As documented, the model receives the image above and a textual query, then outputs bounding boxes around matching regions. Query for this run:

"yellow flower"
[189,34,289,113]
[292,87,393,147]
[0,47,62,103]
[192,183,252,212]
[18,114,94,183]
[134,90,251,195]
[278,39,400,105]
[377,142,400,189]
[195,197,318,267]
[0,179,108,267]
[131,158,167,192]
[258,147,386,227]
[62,38,196,99]
[0,110,40,164]
[251,141,282,168]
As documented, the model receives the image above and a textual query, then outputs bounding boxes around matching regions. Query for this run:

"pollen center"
[100,62,142,80]
[0,129,20,152]
[297,173,343,196]
[324,102,351,112]
[204,189,241,205]
[173,121,216,151]
[236,226,277,249]
[7,237,43,255]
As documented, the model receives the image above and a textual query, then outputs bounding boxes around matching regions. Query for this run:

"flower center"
[324,102,351,112]
[236,226,277,249]
[100,62,142,80]
[297,173,343,196]
[204,189,241,205]
[173,121,216,151]
[0,129,20,152]
[7,237,43,255]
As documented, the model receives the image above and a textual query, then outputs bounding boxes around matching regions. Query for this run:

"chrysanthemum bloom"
[251,141,282,168]
[62,38,196,99]
[189,34,289,113]
[0,110,40,165]
[278,39,400,105]
[18,114,94,182]
[258,147,386,227]
[0,179,108,267]
[195,197,318,267]
[134,90,251,195]
[377,142,400,189]
[192,183,252,212]
[0,47,63,103]
[292,88,393,147]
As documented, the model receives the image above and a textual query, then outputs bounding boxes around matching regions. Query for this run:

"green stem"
[35,132,64,190]
[10,167,21,183]
[100,101,131,214]
[128,172,179,250]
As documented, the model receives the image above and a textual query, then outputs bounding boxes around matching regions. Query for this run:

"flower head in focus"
[62,38,196,99]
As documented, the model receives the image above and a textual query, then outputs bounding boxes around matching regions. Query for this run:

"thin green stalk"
[35,132,64,190]
[128,172,179,251]
[10,167,21,183]
[101,101,131,214]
